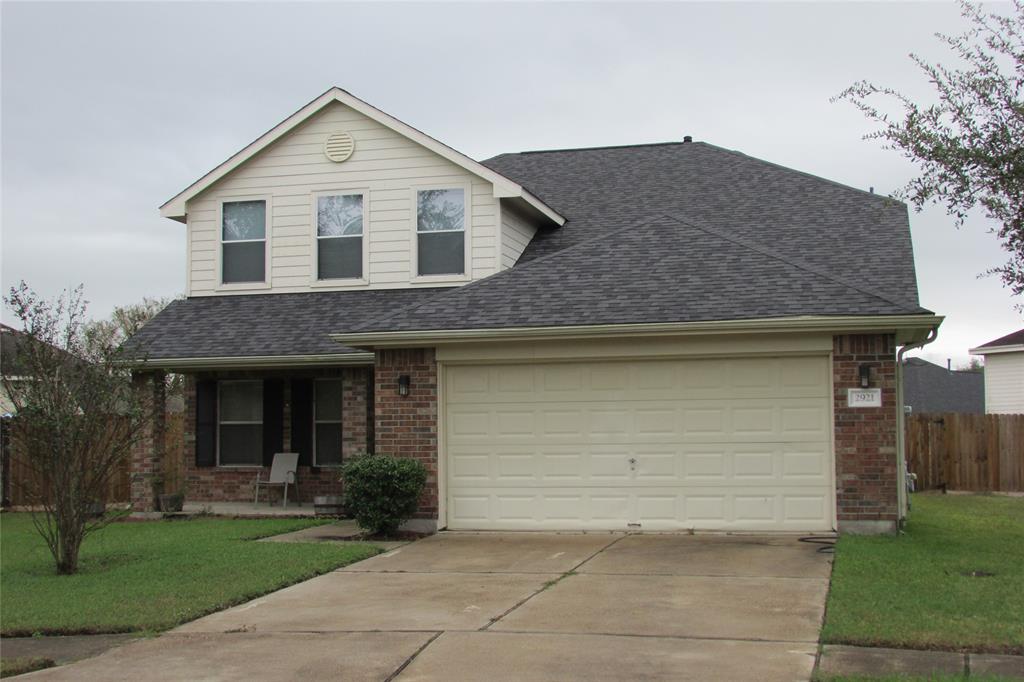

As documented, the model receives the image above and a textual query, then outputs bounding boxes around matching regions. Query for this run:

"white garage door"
[444,356,834,531]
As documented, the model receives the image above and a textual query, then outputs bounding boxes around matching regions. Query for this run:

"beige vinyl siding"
[499,200,539,269]
[983,352,1024,414]
[187,101,499,295]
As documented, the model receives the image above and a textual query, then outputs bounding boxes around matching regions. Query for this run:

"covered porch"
[130,364,373,513]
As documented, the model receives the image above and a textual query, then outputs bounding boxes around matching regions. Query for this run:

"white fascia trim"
[128,352,375,371]
[967,344,1024,356]
[329,314,945,348]
[160,87,565,227]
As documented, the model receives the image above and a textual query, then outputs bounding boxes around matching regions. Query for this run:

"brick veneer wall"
[833,334,899,531]
[130,371,166,512]
[178,367,370,504]
[374,349,438,520]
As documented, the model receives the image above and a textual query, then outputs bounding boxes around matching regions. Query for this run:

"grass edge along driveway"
[0,514,380,636]
[822,494,1024,655]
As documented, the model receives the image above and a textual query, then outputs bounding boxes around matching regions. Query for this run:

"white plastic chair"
[253,452,300,508]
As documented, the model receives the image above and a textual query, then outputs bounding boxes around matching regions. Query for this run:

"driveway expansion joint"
[384,631,443,682]
[477,533,628,632]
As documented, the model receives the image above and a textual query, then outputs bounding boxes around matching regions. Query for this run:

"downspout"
[895,326,939,526]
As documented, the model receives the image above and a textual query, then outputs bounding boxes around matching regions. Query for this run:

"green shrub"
[341,454,427,536]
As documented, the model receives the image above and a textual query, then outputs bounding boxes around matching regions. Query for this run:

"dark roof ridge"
[660,212,926,314]
[489,140,689,158]
[696,142,904,206]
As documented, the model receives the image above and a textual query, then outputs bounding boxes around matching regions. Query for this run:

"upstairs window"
[314,378,344,466]
[218,380,263,466]
[317,193,364,280]
[221,200,266,284]
[416,188,465,276]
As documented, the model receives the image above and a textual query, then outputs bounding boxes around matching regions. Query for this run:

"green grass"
[0,657,55,678]
[815,671,1015,675]
[0,513,380,636]
[822,494,1024,654]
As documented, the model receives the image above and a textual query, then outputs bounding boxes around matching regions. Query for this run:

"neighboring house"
[969,329,1024,414]
[0,323,35,415]
[127,87,942,534]
[902,357,984,414]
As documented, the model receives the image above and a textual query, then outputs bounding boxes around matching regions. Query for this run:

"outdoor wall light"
[858,364,872,388]
[398,374,411,397]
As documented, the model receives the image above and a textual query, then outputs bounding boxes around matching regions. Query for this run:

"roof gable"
[160,87,564,226]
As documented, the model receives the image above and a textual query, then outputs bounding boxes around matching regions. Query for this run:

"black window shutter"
[291,378,314,467]
[262,379,284,468]
[195,380,217,467]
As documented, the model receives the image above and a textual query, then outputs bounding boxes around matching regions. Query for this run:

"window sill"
[411,273,471,285]
[216,464,265,469]
[309,278,369,289]
[216,282,272,293]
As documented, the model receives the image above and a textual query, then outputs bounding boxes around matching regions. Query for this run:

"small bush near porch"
[822,494,1024,654]
[0,515,379,636]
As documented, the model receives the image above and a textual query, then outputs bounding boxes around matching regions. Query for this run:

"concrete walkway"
[20,533,832,681]
[256,520,408,550]
[818,644,1024,679]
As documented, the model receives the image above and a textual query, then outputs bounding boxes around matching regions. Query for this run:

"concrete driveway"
[24,533,831,681]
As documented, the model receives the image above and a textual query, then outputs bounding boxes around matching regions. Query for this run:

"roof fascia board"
[160,88,565,226]
[967,344,1024,355]
[329,314,944,349]
[125,352,375,371]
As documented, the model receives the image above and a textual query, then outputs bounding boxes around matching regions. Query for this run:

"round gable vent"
[324,132,355,163]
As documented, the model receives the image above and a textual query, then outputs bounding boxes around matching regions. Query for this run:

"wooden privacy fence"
[1,413,185,506]
[906,412,1024,492]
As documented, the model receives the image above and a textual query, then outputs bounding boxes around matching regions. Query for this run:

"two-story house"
[128,87,941,534]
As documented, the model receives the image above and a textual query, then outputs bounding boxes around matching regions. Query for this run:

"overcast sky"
[2,1,1020,365]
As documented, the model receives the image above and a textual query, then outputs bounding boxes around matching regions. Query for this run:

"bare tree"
[3,282,151,574]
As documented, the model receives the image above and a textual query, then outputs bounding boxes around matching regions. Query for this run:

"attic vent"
[324,132,355,163]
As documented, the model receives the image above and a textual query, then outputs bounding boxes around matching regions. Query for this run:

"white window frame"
[217,195,272,291]
[313,378,344,467]
[410,183,472,284]
[216,379,263,468]
[310,189,370,288]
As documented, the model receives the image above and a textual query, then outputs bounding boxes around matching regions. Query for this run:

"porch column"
[130,370,167,513]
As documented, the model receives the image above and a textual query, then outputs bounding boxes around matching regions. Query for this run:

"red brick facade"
[140,337,902,532]
[179,367,371,504]
[130,371,166,512]
[374,349,439,519]
[832,334,899,529]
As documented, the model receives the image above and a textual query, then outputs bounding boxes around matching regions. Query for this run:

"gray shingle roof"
[354,214,927,333]
[125,288,447,360]
[903,357,984,414]
[973,328,1024,350]
[483,141,921,306]
[133,139,930,360]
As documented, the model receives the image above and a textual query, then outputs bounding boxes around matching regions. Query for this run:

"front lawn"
[822,494,1024,654]
[819,671,1019,675]
[0,514,380,636]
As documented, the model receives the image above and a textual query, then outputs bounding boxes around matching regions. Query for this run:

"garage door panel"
[448,400,827,444]
[445,357,833,531]
[446,358,830,404]
[447,489,831,530]
[451,443,829,488]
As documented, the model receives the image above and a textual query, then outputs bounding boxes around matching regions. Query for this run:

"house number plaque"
[847,388,882,408]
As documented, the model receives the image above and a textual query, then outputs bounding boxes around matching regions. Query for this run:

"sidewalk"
[818,644,1024,679]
